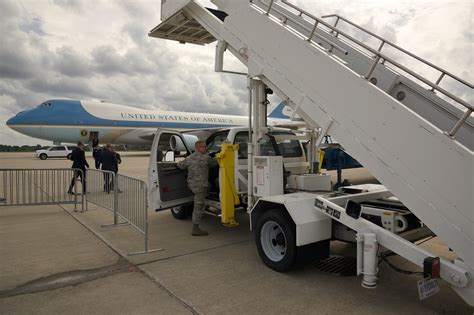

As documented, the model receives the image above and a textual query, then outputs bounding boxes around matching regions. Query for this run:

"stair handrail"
[253,0,473,138]
[321,14,473,90]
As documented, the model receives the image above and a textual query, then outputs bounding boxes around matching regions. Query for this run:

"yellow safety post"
[318,149,325,173]
[216,142,240,227]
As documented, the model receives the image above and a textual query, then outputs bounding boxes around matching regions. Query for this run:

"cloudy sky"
[0,0,472,145]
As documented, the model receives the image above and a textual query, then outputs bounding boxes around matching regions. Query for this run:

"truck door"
[148,130,193,210]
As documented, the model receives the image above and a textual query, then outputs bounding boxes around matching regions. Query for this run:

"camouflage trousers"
[190,186,207,224]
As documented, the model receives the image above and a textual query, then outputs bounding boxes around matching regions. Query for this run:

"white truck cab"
[148,127,307,218]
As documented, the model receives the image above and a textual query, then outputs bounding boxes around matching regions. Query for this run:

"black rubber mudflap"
[313,255,357,277]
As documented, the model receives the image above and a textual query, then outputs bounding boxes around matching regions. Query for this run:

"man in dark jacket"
[100,144,118,192]
[112,145,121,174]
[92,138,102,169]
[67,141,89,194]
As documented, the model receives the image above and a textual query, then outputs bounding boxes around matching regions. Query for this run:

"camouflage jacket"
[177,152,217,189]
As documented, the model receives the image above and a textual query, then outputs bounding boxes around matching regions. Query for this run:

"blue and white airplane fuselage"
[6,99,294,144]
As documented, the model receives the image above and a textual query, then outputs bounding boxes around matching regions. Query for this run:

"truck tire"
[170,204,193,220]
[255,210,297,272]
[39,153,47,160]
[255,209,330,272]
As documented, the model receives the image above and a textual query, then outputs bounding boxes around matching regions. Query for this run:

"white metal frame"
[150,0,473,305]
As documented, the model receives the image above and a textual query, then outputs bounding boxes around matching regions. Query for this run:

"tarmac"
[0,152,472,314]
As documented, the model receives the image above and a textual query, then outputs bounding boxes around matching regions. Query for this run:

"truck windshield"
[233,131,302,158]
[275,139,302,157]
[207,131,230,153]
[271,132,303,158]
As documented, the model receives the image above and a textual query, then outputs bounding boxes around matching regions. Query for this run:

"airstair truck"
[148,0,473,305]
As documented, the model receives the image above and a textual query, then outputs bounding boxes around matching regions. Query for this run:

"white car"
[35,145,75,160]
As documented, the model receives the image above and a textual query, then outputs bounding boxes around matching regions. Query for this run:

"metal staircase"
[150,0,473,304]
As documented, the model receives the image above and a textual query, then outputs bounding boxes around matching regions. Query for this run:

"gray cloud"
[91,45,131,75]
[26,76,94,98]
[52,0,83,10]
[19,16,46,36]
[0,0,471,146]
[0,46,35,79]
[54,46,91,77]
[0,1,20,22]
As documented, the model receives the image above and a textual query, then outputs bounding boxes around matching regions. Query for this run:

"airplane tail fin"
[268,101,290,119]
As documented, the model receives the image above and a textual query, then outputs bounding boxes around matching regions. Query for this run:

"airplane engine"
[170,134,198,152]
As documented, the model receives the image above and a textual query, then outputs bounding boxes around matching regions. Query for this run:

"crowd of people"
[67,140,121,194]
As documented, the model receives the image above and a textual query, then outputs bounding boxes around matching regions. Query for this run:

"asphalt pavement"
[0,152,472,314]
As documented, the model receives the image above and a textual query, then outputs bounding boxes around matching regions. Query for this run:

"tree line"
[0,145,44,152]
[0,144,151,152]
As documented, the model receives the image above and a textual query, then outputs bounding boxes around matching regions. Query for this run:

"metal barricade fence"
[86,169,162,255]
[0,168,85,211]
[85,169,116,214]
[0,168,159,255]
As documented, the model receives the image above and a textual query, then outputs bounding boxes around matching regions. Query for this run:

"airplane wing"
[137,127,227,142]
[181,128,228,140]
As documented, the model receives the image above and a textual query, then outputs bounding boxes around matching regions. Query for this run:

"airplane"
[6,99,299,145]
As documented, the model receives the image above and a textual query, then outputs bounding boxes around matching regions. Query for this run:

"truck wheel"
[255,210,330,272]
[39,153,47,160]
[255,210,297,272]
[170,204,193,220]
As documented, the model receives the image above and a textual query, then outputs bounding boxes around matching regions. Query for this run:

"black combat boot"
[192,224,208,236]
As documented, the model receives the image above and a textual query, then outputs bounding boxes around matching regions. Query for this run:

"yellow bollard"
[216,143,240,227]
[318,149,325,173]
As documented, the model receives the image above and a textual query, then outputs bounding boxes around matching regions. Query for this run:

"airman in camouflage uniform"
[178,140,217,236]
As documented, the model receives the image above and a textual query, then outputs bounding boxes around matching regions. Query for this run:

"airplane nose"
[6,110,26,129]
[6,116,16,128]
